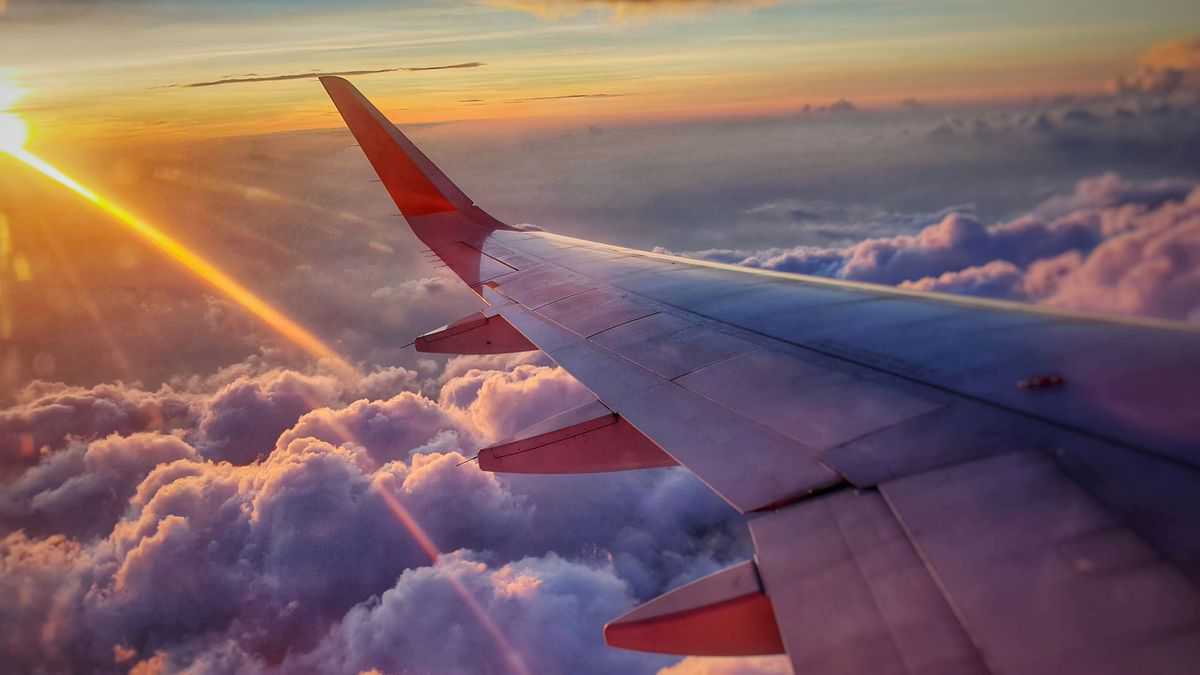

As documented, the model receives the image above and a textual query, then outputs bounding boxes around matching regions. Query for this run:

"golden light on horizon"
[3,146,359,380]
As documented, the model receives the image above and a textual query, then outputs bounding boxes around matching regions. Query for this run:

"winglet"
[320,76,476,220]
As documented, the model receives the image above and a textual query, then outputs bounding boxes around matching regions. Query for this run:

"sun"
[0,113,27,152]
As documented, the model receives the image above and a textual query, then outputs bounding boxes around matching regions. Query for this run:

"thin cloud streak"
[179,62,485,88]
[506,92,625,102]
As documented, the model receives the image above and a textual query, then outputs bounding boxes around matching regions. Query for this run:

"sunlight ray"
[35,224,135,378]
[5,147,358,379]
[377,488,535,675]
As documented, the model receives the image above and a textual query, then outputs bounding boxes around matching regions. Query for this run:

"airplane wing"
[321,76,1200,675]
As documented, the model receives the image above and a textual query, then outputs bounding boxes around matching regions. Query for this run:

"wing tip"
[319,75,354,97]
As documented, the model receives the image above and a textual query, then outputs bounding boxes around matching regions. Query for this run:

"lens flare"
[377,487,534,675]
[0,113,27,151]
[5,147,357,379]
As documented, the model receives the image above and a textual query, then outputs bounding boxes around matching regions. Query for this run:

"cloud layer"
[677,174,1200,322]
[0,356,751,674]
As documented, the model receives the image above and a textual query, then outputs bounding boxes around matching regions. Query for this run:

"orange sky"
[2,0,1196,146]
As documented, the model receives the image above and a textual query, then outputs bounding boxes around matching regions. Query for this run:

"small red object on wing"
[1018,374,1066,390]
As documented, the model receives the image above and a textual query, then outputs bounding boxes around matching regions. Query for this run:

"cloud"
[0,353,751,673]
[0,360,431,475]
[1112,67,1186,97]
[0,433,532,671]
[440,352,553,382]
[675,174,1200,322]
[178,63,485,88]
[406,61,487,72]
[275,392,472,463]
[732,200,976,245]
[896,259,1023,298]
[920,98,1200,161]
[286,551,671,675]
[506,92,626,103]
[798,99,858,114]
[0,381,197,476]
[1139,36,1200,71]
[0,433,197,539]
[196,369,345,464]
[824,98,856,113]
[1109,35,1200,97]
[438,363,593,442]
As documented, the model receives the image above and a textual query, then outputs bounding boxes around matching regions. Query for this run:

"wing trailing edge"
[477,399,677,474]
[414,311,536,354]
[604,560,784,656]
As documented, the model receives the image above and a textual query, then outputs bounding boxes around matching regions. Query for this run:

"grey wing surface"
[322,75,1200,675]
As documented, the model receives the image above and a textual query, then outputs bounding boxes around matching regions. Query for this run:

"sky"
[1,1,1199,674]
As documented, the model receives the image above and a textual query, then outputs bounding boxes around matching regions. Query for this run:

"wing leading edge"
[322,77,1200,674]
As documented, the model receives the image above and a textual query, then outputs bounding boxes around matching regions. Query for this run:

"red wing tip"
[319,75,352,91]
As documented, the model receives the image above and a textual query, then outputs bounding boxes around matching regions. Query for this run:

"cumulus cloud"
[0,433,196,539]
[0,439,534,672]
[439,363,593,443]
[0,354,747,674]
[1110,35,1200,97]
[0,381,197,476]
[196,369,345,464]
[675,174,1200,322]
[287,551,671,675]
[0,360,430,474]
[896,259,1023,298]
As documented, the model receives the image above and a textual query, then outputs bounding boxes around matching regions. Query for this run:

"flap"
[478,400,676,474]
[604,560,783,656]
[415,311,535,355]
